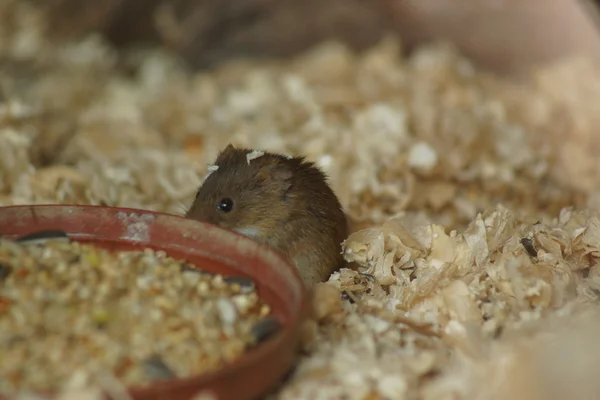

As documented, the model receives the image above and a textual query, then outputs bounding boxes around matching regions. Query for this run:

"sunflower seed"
[251,317,281,344]
[0,263,12,280]
[520,237,538,258]
[16,230,69,244]
[141,355,177,381]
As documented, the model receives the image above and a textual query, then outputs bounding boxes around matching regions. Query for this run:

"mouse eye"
[217,198,234,213]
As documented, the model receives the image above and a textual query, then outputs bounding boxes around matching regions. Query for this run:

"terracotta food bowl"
[0,205,308,400]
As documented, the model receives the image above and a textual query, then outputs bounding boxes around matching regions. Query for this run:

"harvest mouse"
[185,144,349,288]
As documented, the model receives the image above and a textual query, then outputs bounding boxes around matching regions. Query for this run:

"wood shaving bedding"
[2,2,600,399]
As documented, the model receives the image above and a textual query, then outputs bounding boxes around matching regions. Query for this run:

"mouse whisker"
[233,227,261,239]
[174,201,190,217]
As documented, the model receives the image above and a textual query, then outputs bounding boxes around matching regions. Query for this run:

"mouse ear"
[271,164,293,193]
[215,144,237,164]
[256,161,293,193]
[220,144,236,156]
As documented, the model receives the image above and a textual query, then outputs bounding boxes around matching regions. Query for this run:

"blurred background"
[40,0,600,74]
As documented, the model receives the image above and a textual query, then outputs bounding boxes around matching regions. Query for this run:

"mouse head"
[186,144,295,238]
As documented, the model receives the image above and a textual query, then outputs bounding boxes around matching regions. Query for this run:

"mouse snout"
[185,203,216,224]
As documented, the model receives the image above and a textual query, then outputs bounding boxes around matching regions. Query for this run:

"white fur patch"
[202,164,219,183]
[246,150,265,164]
[233,226,261,238]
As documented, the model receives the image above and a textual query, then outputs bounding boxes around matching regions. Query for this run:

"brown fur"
[186,144,349,288]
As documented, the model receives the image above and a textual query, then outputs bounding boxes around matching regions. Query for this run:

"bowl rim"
[0,204,309,399]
